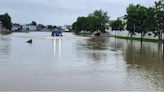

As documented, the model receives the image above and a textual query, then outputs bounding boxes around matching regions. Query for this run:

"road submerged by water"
[0,32,164,91]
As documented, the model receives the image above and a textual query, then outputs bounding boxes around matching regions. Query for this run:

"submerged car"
[51,30,63,37]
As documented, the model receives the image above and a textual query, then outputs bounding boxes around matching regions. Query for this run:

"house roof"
[12,23,21,26]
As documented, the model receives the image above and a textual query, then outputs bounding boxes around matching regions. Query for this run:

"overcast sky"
[0,0,158,26]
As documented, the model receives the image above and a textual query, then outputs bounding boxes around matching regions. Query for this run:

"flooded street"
[0,32,164,91]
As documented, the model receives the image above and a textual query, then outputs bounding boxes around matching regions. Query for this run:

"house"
[22,24,37,31]
[62,25,72,32]
[12,23,22,31]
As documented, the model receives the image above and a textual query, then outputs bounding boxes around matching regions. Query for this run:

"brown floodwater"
[0,32,164,91]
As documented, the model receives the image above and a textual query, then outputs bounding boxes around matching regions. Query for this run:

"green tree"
[110,19,124,31]
[88,10,110,33]
[31,21,37,26]
[144,7,156,36]
[154,0,164,40]
[110,19,125,37]
[47,25,53,30]
[0,13,12,30]
[72,17,88,34]
[126,4,148,43]
[72,10,110,35]
[53,25,57,29]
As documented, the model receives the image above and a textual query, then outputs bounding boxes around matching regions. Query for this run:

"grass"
[1,31,12,35]
[74,32,92,37]
[0,30,12,35]
[114,36,163,43]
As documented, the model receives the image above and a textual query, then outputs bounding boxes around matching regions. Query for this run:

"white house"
[12,23,22,31]
[22,24,37,31]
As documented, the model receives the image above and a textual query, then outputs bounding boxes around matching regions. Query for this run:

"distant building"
[57,26,63,30]
[62,25,72,32]
[22,24,37,31]
[12,23,22,31]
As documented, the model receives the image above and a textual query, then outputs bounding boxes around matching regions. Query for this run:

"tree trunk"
[127,32,130,38]
[97,30,99,34]
[0,33,2,39]
[162,32,164,55]
[141,31,143,45]
[163,39,164,55]
[130,32,133,39]
[159,30,162,40]
[115,30,116,38]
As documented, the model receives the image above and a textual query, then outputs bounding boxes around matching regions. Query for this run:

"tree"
[110,19,124,31]
[110,19,125,37]
[72,10,110,35]
[153,0,164,40]
[88,10,110,33]
[53,25,57,29]
[0,13,12,30]
[31,21,37,26]
[72,17,88,34]
[126,4,148,43]
[47,25,53,30]
[144,0,164,40]
[144,7,156,34]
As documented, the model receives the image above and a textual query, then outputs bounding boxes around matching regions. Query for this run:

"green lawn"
[114,36,163,43]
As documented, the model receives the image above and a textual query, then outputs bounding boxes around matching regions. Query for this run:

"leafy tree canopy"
[110,19,124,31]
[30,21,37,26]
[72,10,110,34]
[0,13,12,30]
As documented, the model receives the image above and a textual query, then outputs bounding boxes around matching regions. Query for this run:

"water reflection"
[0,37,11,62]
[84,37,109,50]
[124,42,164,70]
[76,38,109,63]
[53,39,62,59]
[110,38,124,51]
[1,32,164,90]
[122,41,164,90]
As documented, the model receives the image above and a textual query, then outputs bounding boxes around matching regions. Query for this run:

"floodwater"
[0,32,164,91]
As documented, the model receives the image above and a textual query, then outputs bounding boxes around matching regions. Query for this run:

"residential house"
[22,24,37,31]
[12,23,22,31]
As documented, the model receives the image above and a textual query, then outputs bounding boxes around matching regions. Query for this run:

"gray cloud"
[0,0,158,25]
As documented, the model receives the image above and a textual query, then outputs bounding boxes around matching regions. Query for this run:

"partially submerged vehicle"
[51,29,62,37]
